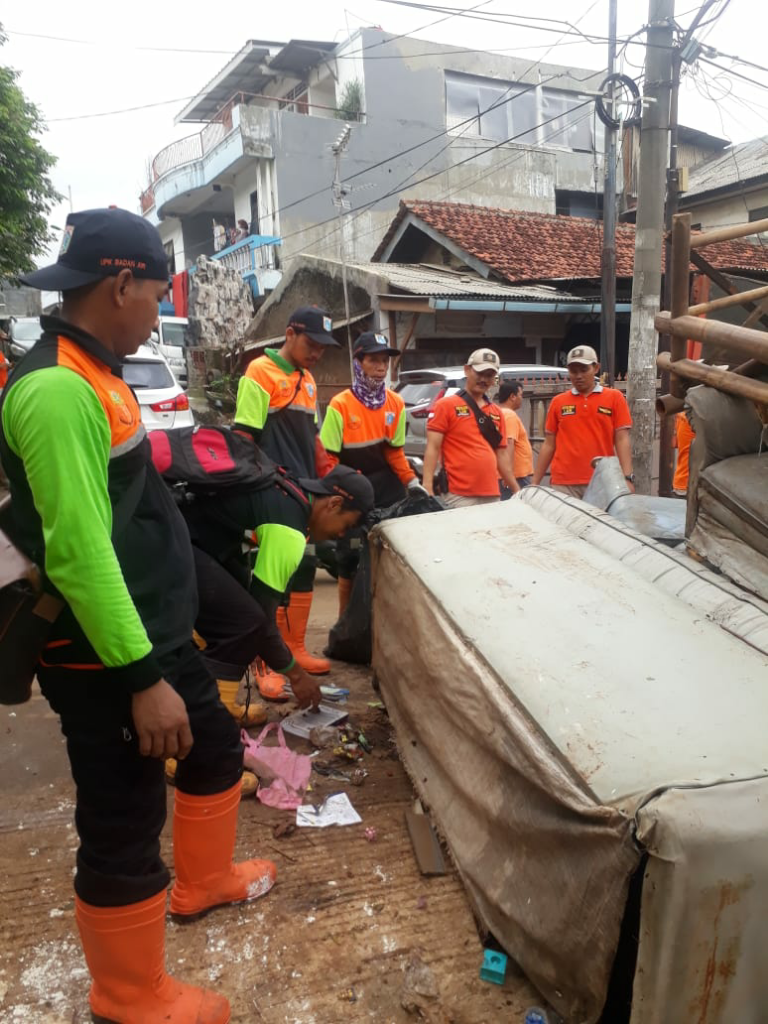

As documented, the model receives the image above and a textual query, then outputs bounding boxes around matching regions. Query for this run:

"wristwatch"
[625,473,635,483]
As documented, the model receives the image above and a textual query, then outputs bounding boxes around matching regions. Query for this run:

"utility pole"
[657,0,720,495]
[332,124,354,381]
[600,0,618,386]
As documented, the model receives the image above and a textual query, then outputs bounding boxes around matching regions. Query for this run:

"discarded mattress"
[370,498,768,1023]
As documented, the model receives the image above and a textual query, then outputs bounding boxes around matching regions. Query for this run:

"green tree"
[336,79,364,123]
[0,26,61,279]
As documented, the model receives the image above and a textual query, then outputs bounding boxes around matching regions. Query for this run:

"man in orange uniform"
[673,412,696,496]
[319,331,424,613]
[533,345,634,499]
[234,306,338,675]
[497,379,534,495]
[422,348,518,508]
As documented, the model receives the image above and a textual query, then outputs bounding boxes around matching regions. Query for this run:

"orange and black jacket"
[0,316,197,690]
[319,388,414,507]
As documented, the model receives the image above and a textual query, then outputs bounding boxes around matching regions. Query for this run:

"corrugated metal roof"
[345,261,591,301]
[686,135,768,197]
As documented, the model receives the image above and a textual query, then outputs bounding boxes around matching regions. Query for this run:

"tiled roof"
[372,200,768,281]
[685,136,768,198]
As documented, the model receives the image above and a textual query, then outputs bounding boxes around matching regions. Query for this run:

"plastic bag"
[325,493,445,665]
[241,723,312,810]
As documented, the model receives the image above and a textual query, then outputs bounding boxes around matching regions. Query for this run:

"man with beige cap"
[422,348,519,508]
[533,345,634,499]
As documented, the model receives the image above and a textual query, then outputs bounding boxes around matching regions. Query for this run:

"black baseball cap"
[300,466,374,515]
[353,331,399,358]
[287,306,339,347]
[21,208,169,292]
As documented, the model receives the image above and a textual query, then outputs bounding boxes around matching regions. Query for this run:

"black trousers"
[38,643,243,908]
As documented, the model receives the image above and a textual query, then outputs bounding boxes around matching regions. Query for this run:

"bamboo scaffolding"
[657,352,768,404]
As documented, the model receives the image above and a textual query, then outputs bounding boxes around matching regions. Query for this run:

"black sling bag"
[457,389,503,450]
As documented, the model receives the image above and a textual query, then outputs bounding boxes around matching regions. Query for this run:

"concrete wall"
[683,185,768,231]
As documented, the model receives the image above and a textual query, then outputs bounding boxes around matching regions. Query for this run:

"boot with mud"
[216,677,268,727]
[75,890,230,1024]
[251,657,290,702]
[277,591,330,675]
[170,781,276,920]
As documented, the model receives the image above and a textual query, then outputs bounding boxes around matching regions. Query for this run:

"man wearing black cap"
[319,331,425,615]
[186,464,374,704]
[0,208,275,1024]
[235,305,339,676]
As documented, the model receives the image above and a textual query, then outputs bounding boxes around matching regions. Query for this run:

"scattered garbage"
[349,768,368,786]
[364,826,378,843]
[272,821,296,840]
[281,703,348,740]
[524,1010,550,1024]
[400,952,440,1015]
[319,685,350,702]
[308,724,340,748]
[480,948,508,985]
[241,724,312,810]
[296,792,362,828]
[338,986,358,1003]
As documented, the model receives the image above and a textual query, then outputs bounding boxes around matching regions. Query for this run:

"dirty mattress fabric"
[370,498,768,1022]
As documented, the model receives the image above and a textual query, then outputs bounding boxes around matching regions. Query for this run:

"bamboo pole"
[689,250,768,331]
[669,214,692,398]
[657,352,768,403]
[690,216,768,249]
[655,311,768,363]
[688,283,768,316]
[656,393,686,416]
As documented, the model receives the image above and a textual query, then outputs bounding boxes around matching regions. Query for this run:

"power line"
[5,29,237,54]
[47,97,196,122]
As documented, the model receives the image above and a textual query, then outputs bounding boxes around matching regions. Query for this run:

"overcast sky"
[4,0,767,261]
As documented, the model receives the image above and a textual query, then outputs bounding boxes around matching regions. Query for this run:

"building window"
[748,206,768,238]
[280,81,309,115]
[164,240,176,276]
[445,71,598,151]
[556,190,603,219]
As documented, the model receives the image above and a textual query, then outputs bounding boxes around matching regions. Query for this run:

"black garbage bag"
[325,493,444,664]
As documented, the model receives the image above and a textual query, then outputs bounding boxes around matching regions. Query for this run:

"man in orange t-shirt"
[498,380,534,495]
[673,412,695,496]
[423,348,518,509]
[533,345,634,499]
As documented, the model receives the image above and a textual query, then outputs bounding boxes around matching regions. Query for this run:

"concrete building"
[140,29,606,289]
[679,135,768,232]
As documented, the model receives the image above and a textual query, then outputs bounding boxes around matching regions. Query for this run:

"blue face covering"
[351,357,386,410]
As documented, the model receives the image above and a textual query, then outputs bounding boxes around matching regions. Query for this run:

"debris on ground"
[363,826,378,842]
[479,948,508,985]
[400,952,441,1015]
[296,792,362,828]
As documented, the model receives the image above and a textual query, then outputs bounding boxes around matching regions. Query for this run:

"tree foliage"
[336,79,365,123]
[0,26,61,280]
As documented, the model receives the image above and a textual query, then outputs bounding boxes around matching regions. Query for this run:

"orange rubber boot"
[251,658,290,702]
[277,592,330,675]
[75,891,230,1024]
[337,577,353,619]
[169,782,276,920]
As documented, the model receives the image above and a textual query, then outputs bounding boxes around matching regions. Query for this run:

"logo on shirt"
[454,405,471,418]
[278,378,292,394]
[598,405,613,416]
[561,404,577,416]
[305,382,315,399]
[385,411,395,426]
[348,413,362,429]
[109,390,134,426]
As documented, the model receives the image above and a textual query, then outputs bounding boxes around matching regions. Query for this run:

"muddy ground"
[0,573,541,1023]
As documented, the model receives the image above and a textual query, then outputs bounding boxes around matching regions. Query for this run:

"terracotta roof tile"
[372,200,768,281]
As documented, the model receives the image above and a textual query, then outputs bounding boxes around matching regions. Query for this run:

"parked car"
[148,316,188,386]
[395,364,569,457]
[6,317,43,360]
[122,345,194,430]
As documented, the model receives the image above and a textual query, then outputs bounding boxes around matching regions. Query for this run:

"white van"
[149,316,188,386]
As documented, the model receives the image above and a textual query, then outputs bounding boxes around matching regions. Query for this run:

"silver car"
[396,364,569,458]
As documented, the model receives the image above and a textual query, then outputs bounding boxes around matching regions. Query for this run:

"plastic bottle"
[524,1010,549,1024]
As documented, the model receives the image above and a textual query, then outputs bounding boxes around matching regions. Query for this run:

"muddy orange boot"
[277,592,330,675]
[251,658,290,702]
[75,891,230,1024]
[169,782,277,920]
[216,678,268,727]
[337,577,353,619]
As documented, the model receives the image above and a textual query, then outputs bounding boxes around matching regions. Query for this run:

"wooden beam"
[378,296,433,313]
[690,216,768,248]
[688,283,768,316]
[742,298,768,330]
[388,310,399,382]
[657,352,768,404]
[655,311,768,362]
[670,213,692,397]
[688,250,768,332]
[391,314,420,373]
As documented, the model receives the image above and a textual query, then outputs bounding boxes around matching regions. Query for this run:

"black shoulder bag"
[458,389,503,449]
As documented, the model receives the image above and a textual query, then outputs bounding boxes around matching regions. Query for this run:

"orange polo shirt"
[673,413,695,492]
[501,408,534,477]
[545,384,632,485]
[428,393,506,497]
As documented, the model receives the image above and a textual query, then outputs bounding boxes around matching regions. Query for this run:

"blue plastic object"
[479,948,508,985]
[524,1009,549,1024]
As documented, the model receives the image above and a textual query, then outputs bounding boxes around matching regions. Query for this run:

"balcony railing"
[211,233,282,296]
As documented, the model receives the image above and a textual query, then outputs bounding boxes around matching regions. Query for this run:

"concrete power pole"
[626,0,675,494]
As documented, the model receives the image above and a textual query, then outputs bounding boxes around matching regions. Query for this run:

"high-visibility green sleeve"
[319,402,344,454]
[234,374,270,432]
[392,405,407,447]
[2,368,154,670]
[253,523,307,595]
